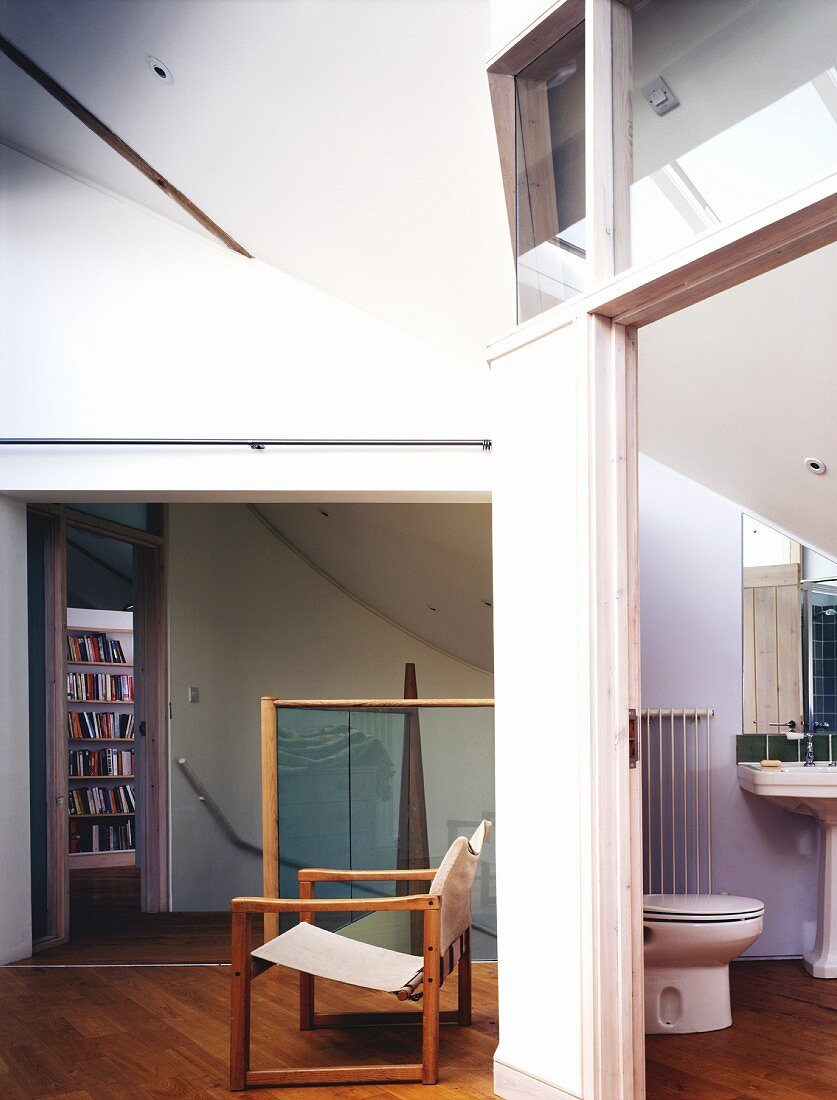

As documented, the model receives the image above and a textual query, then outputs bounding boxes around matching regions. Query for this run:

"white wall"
[167,504,494,911]
[640,456,819,957]
[0,495,32,963]
[0,145,492,500]
[491,321,586,1098]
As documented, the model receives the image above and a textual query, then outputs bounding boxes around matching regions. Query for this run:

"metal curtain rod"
[0,437,492,451]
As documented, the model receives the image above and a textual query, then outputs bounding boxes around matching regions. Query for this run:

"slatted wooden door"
[743,564,803,733]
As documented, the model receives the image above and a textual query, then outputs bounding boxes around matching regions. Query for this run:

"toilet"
[644,893,764,1034]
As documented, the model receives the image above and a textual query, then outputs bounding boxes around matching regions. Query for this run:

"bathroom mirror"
[741,516,837,758]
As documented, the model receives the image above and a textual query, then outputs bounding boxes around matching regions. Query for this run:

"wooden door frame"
[35,505,169,926]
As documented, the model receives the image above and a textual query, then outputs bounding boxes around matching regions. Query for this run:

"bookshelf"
[66,608,136,869]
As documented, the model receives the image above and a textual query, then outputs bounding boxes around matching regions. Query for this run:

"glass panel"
[515,21,587,321]
[619,0,837,272]
[72,503,151,531]
[277,708,351,929]
[275,705,496,958]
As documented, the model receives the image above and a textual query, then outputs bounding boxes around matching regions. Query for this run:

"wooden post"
[230,911,252,1090]
[261,697,280,942]
[421,906,441,1085]
[399,664,430,953]
[298,879,315,1030]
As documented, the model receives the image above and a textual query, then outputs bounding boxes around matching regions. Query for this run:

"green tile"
[737,734,765,762]
[767,737,801,762]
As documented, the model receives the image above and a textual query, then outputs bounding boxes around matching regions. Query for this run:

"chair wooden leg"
[458,929,472,1027]
[422,907,441,1085]
[298,880,315,1030]
[230,912,252,1091]
[300,972,315,1031]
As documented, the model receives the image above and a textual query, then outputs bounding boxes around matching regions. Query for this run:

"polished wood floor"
[646,960,837,1099]
[5,906,836,1100]
[0,959,498,1099]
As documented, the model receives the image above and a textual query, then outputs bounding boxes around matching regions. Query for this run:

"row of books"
[69,749,134,777]
[67,633,128,664]
[69,819,134,853]
[68,711,134,740]
[67,672,134,702]
[68,784,136,815]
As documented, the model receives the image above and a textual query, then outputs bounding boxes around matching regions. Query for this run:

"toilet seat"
[644,893,764,922]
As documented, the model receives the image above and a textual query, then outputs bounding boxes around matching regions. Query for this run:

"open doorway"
[25,504,167,959]
[636,242,837,1095]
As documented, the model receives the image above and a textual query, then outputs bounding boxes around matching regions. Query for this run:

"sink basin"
[738,762,837,978]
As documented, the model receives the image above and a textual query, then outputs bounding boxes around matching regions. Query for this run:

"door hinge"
[628,708,638,768]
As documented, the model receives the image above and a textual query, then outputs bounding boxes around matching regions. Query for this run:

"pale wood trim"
[611,0,633,274]
[743,587,757,732]
[487,0,584,76]
[488,72,516,248]
[586,0,616,283]
[488,174,837,360]
[260,696,280,943]
[744,564,801,588]
[624,326,645,1100]
[584,315,637,1099]
[270,698,494,708]
[136,542,169,912]
[516,76,560,255]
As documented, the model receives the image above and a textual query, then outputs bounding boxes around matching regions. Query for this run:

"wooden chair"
[230,820,491,1090]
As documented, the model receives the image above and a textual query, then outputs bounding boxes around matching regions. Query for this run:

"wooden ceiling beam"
[0,32,253,258]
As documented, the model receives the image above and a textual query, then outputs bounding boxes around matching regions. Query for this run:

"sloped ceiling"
[0,0,514,367]
[255,503,493,671]
[640,243,837,560]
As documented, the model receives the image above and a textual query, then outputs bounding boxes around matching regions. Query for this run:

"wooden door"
[743,564,803,733]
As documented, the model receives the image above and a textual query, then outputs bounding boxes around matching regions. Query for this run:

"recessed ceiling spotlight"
[805,457,827,475]
[148,56,173,84]
[317,508,330,518]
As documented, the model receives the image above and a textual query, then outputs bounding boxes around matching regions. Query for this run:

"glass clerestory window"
[515,21,586,323]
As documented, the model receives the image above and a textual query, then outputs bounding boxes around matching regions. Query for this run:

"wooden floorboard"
[5,929,836,1099]
[0,961,499,1099]
[646,960,837,1100]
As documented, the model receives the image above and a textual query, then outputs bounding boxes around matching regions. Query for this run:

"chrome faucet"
[804,732,816,767]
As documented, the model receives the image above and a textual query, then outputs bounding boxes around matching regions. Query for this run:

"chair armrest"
[231,894,439,915]
[297,868,438,883]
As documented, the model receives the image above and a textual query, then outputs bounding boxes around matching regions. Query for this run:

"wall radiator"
[641,709,714,896]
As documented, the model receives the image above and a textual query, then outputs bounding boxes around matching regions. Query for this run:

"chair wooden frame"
[230,867,473,1090]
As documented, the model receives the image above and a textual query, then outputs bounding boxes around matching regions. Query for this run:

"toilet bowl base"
[645,964,732,1035]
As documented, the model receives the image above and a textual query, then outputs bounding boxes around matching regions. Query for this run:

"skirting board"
[494,1059,582,1100]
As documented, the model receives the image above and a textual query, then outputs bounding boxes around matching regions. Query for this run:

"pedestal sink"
[738,762,837,978]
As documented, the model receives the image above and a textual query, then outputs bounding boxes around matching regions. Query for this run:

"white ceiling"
[640,243,837,560]
[255,502,493,671]
[0,0,514,367]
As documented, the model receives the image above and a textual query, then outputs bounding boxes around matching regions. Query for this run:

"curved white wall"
[168,503,494,910]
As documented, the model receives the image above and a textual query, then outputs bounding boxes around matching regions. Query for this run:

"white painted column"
[0,495,32,963]
[491,319,591,1099]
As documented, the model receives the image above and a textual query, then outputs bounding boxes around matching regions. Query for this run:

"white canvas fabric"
[429,820,491,955]
[251,820,492,995]
[252,922,424,993]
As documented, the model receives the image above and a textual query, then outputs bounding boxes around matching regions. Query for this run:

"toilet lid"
[643,893,764,921]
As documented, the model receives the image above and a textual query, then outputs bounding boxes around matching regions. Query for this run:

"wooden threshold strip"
[245,1066,424,1087]
[0,32,252,258]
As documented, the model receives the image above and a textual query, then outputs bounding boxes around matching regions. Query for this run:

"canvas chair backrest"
[429,820,492,954]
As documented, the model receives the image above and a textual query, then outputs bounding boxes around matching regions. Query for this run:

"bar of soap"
[760,759,781,768]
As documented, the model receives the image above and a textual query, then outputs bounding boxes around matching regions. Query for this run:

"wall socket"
[188,686,199,704]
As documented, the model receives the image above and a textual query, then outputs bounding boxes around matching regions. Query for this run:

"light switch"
[188,686,199,703]
[640,76,680,117]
